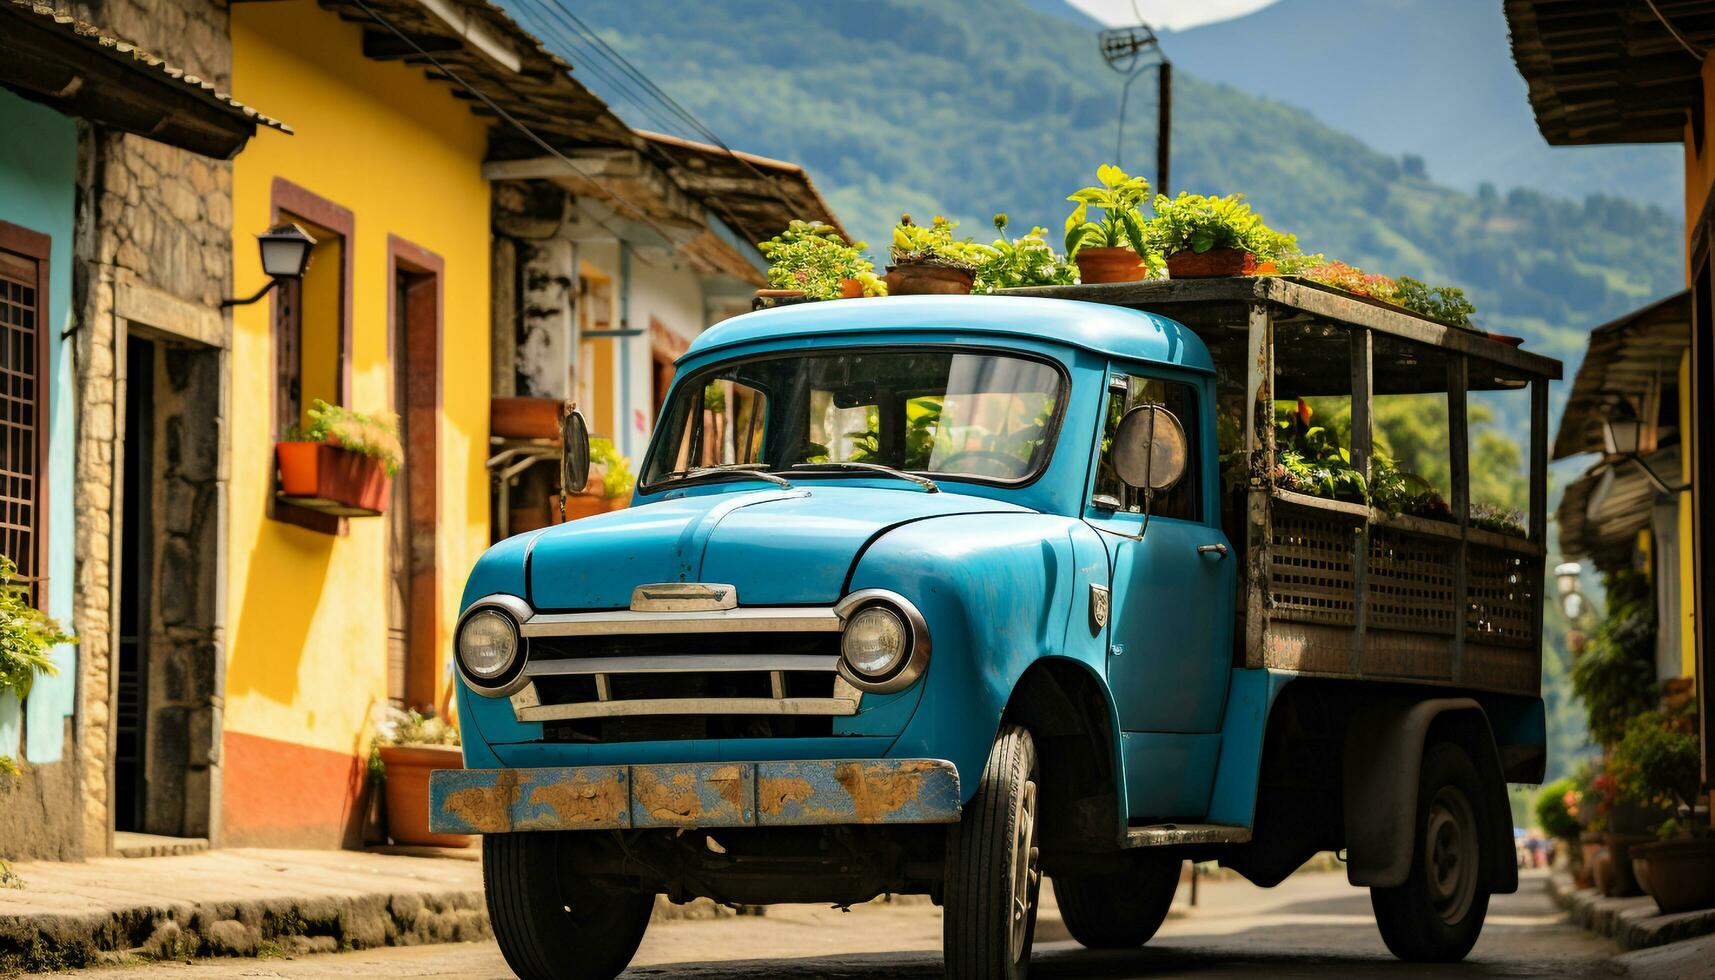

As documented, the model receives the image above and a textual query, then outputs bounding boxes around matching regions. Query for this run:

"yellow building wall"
[225,0,491,845]
[1682,352,1697,679]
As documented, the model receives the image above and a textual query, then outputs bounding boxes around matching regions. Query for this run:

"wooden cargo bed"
[1013,277,1562,697]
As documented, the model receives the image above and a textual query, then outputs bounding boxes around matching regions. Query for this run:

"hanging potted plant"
[373,707,471,848]
[1146,192,1295,278]
[276,400,402,517]
[885,214,991,295]
[1062,165,1162,284]
[1612,698,1715,913]
[755,220,886,307]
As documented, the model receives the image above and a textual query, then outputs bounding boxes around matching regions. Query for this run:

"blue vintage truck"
[434,281,1559,980]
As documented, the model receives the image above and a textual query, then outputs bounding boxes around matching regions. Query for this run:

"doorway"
[115,335,153,832]
[387,240,441,712]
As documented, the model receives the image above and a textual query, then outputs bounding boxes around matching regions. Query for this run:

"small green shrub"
[973,214,1077,292]
[305,400,403,476]
[1609,704,1700,816]
[590,437,635,500]
[757,220,885,299]
[0,556,74,776]
[1146,192,1296,261]
[889,214,994,272]
[1393,276,1477,328]
[1535,778,1581,840]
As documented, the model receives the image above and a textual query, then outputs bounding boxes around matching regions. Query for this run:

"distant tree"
[1401,154,1427,179]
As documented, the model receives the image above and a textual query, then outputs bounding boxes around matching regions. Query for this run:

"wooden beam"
[1447,355,1470,684]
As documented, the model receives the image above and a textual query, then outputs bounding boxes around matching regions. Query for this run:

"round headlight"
[841,604,909,680]
[458,608,520,681]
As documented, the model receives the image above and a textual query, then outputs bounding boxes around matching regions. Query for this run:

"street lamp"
[222,223,316,308]
[1555,561,1585,620]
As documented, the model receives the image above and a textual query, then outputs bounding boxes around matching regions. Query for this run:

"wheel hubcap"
[1424,784,1479,924]
[1009,778,1040,962]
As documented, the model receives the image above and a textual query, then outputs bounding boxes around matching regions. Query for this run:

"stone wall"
[68,0,234,856]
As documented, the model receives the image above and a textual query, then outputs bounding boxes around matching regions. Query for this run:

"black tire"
[944,724,1042,980]
[1054,855,1180,949]
[1370,741,1492,962]
[483,832,654,980]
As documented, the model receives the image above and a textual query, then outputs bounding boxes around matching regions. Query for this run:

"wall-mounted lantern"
[1554,561,1585,621]
[221,223,316,308]
[1602,401,1687,496]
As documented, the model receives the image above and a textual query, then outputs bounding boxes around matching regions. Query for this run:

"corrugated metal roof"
[1551,290,1688,460]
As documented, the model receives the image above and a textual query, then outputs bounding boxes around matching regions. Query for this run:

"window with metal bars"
[0,223,50,607]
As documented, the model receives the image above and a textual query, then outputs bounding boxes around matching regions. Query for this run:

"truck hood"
[528,485,1030,609]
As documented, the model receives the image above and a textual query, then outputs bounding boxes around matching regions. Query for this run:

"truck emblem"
[630,583,739,612]
[1089,584,1110,633]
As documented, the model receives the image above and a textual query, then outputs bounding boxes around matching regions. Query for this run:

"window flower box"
[277,441,390,517]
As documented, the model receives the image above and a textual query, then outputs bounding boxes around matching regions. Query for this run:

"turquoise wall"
[0,88,78,765]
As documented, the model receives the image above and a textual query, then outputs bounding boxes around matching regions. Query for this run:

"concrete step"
[112,832,210,859]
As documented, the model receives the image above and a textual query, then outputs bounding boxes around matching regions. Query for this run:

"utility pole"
[1099,24,1171,190]
[1157,60,1171,195]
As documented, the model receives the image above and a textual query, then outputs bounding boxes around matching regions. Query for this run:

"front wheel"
[1369,741,1492,962]
[943,724,1041,979]
[483,832,655,980]
[1054,854,1180,949]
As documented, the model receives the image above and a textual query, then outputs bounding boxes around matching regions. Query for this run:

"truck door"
[1085,369,1234,734]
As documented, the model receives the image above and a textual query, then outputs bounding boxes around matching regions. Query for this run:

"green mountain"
[1156,0,1683,213]
[508,0,1680,369]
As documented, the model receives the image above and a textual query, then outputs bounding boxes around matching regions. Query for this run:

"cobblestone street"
[53,869,1633,979]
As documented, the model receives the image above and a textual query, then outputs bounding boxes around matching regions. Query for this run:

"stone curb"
[1546,870,1715,951]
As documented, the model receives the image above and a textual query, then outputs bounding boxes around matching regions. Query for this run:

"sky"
[1066,0,1279,29]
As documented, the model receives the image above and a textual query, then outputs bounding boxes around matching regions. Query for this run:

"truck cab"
[435,291,1557,980]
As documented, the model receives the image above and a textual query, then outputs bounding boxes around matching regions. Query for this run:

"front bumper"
[428,758,961,834]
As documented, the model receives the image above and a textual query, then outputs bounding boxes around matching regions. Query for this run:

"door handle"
[1196,543,1228,559]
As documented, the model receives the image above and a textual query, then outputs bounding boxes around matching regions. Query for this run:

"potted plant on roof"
[1063,164,1162,284]
[276,399,402,517]
[1146,192,1296,278]
[756,220,886,307]
[885,214,992,295]
[373,706,471,848]
[1614,694,1715,913]
[973,213,1078,293]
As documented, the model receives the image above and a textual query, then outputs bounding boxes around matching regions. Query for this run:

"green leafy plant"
[757,220,886,299]
[1393,276,1477,328]
[0,556,75,778]
[1145,192,1296,261]
[889,214,994,272]
[1571,568,1658,746]
[973,214,1078,293]
[1470,502,1527,537]
[1535,778,1582,841]
[1062,164,1156,259]
[1608,704,1701,831]
[305,399,403,476]
[590,437,635,500]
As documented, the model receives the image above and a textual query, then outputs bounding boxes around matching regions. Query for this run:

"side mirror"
[560,406,591,495]
[1112,403,1188,492]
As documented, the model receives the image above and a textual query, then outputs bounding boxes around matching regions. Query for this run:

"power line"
[1643,0,1707,60]
[345,0,677,256]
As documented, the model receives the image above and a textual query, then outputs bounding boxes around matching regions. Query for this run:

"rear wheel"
[943,724,1041,979]
[483,832,654,980]
[1054,855,1180,949]
[1370,741,1491,962]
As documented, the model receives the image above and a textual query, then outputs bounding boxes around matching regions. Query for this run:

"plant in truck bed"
[758,220,886,299]
[1062,165,1162,281]
[1145,192,1296,265]
[974,213,1077,292]
[889,214,993,271]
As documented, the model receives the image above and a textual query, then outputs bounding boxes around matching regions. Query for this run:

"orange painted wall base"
[223,730,367,849]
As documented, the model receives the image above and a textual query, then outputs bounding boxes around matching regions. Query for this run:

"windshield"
[641,347,1066,490]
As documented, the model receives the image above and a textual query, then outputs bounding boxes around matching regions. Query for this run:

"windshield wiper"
[660,463,794,489]
[787,461,939,493]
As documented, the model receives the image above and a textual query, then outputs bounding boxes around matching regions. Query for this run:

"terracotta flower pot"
[839,278,866,298]
[276,442,390,517]
[882,263,973,296]
[1633,838,1715,913]
[378,744,472,848]
[563,491,607,521]
[1603,832,1653,897]
[604,494,630,512]
[491,397,563,440]
[1075,247,1148,284]
[1166,247,1261,278]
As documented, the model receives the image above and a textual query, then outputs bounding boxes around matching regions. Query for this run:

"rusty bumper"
[427,759,962,834]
